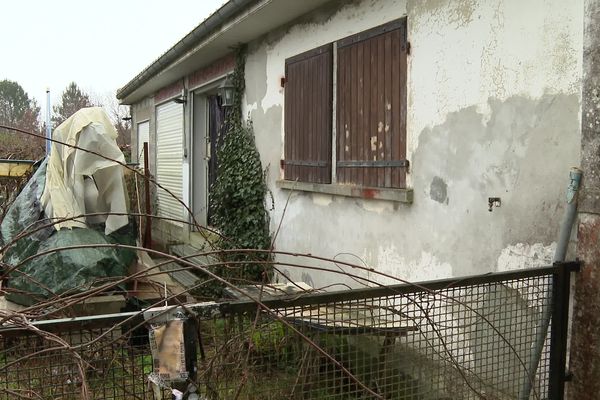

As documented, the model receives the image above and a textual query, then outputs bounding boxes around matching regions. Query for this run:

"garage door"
[156,101,184,225]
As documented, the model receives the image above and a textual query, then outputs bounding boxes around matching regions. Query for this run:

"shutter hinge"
[280,76,286,88]
[281,159,330,167]
[336,160,409,169]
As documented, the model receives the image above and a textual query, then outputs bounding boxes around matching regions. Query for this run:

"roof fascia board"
[117,0,261,102]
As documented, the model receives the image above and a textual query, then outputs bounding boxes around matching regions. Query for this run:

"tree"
[98,92,131,146]
[93,91,131,161]
[0,80,44,159]
[16,99,42,135]
[57,88,132,161]
[52,82,94,128]
[112,108,131,162]
[0,80,32,126]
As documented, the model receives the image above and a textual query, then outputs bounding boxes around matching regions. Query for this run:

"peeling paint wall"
[245,0,583,287]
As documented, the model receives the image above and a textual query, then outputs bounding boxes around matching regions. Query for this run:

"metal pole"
[549,262,576,400]
[555,169,583,263]
[518,169,581,400]
[143,142,152,248]
[45,88,51,156]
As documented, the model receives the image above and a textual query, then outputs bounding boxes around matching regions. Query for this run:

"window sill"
[276,180,413,204]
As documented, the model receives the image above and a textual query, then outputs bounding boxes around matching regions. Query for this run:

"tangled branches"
[0,124,558,400]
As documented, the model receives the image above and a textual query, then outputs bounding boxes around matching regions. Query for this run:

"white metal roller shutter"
[137,121,150,169]
[156,101,184,225]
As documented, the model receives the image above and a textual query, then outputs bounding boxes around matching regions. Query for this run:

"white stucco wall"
[243,0,583,288]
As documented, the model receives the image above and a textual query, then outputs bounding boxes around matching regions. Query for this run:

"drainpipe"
[569,0,600,398]
[46,88,51,156]
[518,168,581,400]
[554,169,583,263]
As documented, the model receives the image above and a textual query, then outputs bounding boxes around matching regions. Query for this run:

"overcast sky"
[1,0,225,113]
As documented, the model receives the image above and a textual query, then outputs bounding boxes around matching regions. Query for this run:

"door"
[206,95,228,225]
[191,93,228,227]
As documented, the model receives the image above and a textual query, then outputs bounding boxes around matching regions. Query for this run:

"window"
[283,18,408,190]
[137,120,150,169]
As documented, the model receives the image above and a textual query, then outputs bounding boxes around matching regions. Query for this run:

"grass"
[0,345,155,399]
[1,319,446,400]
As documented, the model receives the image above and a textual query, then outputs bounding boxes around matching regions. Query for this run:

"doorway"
[191,90,228,228]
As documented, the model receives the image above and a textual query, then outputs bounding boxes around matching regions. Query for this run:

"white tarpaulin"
[41,107,129,235]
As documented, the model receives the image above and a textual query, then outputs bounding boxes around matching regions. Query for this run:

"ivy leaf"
[208,45,273,292]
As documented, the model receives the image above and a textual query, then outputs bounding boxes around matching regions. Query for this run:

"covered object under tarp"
[0,107,135,306]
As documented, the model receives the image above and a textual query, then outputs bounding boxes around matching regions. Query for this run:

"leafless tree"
[92,90,132,160]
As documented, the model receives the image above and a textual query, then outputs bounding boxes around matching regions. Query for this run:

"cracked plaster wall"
[243,0,583,288]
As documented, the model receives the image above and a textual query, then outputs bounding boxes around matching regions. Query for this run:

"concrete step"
[153,256,200,290]
[145,242,216,289]
[132,250,193,303]
[188,231,220,251]
[169,243,219,268]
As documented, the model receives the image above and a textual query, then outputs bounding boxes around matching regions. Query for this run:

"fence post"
[549,261,579,399]
[143,142,152,248]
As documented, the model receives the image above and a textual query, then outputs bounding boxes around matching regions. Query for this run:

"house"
[117,0,582,288]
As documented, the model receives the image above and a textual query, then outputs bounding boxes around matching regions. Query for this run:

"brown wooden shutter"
[336,18,408,188]
[284,44,333,183]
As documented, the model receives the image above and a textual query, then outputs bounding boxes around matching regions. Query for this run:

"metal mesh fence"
[0,264,576,399]
[0,320,154,399]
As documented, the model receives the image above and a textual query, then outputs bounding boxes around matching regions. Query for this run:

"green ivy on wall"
[209,45,273,286]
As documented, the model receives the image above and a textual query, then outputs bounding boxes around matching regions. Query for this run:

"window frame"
[136,119,150,168]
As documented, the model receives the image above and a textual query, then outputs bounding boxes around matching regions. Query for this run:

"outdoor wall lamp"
[218,74,235,107]
[173,89,187,104]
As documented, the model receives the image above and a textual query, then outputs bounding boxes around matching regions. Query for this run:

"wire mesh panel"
[0,264,575,400]
[0,323,155,400]
[196,268,566,400]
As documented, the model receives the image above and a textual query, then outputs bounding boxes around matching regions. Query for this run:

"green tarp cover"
[0,160,135,306]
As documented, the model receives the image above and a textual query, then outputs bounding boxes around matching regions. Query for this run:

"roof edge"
[117,0,258,101]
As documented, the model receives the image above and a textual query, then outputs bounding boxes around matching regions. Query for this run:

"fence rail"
[0,262,579,399]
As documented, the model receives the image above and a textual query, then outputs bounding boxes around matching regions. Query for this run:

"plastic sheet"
[41,107,128,235]
[0,159,53,268]
[6,224,136,306]
[0,107,136,306]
